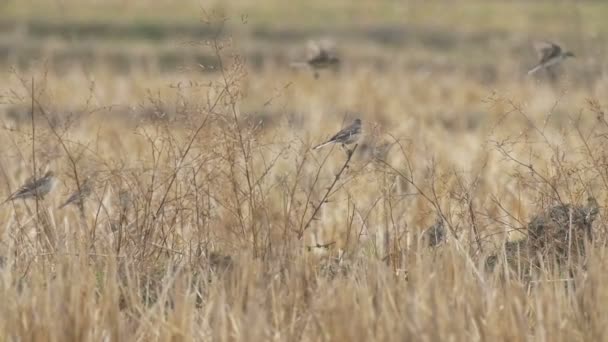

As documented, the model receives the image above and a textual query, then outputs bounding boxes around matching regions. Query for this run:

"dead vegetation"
[1,1,608,340]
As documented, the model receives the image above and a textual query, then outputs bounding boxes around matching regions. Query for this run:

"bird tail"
[1,193,17,205]
[527,65,543,75]
[313,140,334,150]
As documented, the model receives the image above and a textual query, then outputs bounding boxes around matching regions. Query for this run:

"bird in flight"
[313,118,362,150]
[528,41,575,75]
[291,39,340,79]
[3,170,56,203]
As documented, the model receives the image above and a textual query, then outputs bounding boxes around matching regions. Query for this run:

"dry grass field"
[1,0,608,340]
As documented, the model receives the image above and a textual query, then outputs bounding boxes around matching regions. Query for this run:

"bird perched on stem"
[291,39,340,79]
[3,170,56,203]
[422,216,446,248]
[528,41,575,75]
[313,119,362,150]
[59,176,93,209]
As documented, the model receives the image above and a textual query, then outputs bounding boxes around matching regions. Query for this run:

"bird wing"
[59,192,80,208]
[9,175,45,199]
[59,182,92,208]
[25,175,51,192]
[328,121,360,142]
[534,41,562,64]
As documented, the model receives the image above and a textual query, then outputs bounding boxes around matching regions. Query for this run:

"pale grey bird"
[528,41,575,75]
[291,40,340,79]
[3,170,56,203]
[313,119,362,150]
[118,189,131,212]
[59,177,93,209]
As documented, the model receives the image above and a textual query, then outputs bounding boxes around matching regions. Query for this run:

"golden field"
[1,0,608,340]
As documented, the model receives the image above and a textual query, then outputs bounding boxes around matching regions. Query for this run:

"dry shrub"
[1,8,608,341]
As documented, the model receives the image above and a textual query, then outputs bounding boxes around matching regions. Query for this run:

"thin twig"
[297,145,358,239]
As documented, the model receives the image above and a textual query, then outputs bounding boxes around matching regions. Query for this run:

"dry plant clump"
[486,197,600,276]
[527,197,599,264]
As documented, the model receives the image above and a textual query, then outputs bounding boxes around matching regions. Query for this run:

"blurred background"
[1,0,604,82]
[1,0,606,121]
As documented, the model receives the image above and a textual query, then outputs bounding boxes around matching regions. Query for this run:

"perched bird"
[118,189,131,213]
[484,238,530,274]
[313,118,362,150]
[109,189,132,233]
[208,252,234,273]
[422,216,446,248]
[528,41,575,75]
[3,170,56,203]
[59,177,93,209]
[291,40,340,79]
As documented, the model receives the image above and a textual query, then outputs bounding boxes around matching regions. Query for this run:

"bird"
[3,170,56,203]
[313,118,362,150]
[422,216,446,248]
[291,40,340,79]
[527,41,575,75]
[208,252,234,273]
[59,177,93,209]
[109,189,133,233]
[118,189,131,213]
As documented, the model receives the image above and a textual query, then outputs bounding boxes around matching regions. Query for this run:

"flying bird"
[528,41,575,75]
[3,170,56,203]
[291,40,340,79]
[313,119,362,150]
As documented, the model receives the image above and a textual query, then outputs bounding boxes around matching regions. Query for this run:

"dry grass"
[0,1,608,341]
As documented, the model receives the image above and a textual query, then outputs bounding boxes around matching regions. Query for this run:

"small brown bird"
[528,41,575,75]
[3,170,56,203]
[208,252,234,273]
[423,216,446,248]
[313,118,362,150]
[291,40,340,79]
[59,177,93,209]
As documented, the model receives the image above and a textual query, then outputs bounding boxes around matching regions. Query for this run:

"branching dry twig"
[297,145,358,239]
